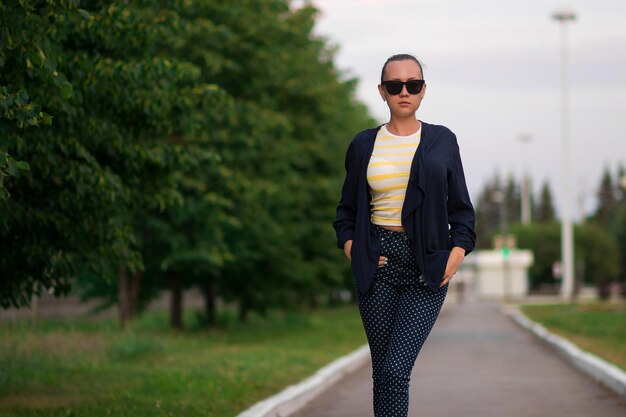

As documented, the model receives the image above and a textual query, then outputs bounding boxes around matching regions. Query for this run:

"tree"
[475,171,502,249]
[510,221,620,298]
[616,164,626,204]
[534,180,556,223]
[615,164,626,298]
[510,222,561,291]
[1,1,220,311]
[1,0,374,325]
[504,174,522,226]
[584,164,626,299]
[592,166,617,226]
[575,223,620,299]
[475,171,521,249]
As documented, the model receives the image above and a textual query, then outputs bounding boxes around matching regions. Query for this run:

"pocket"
[377,236,386,255]
[382,235,403,265]
[370,227,382,250]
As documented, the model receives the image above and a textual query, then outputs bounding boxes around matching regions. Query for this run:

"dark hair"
[380,54,424,83]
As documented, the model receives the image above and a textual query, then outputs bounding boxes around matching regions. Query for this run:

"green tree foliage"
[1,0,373,321]
[173,0,374,320]
[1,0,223,308]
[615,164,626,296]
[504,175,521,224]
[589,164,626,298]
[592,166,617,226]
[475,171,522,249]
[535,180,556,223]
[475,172,502,249]
[0,0,58,200]
[510,222,560,291]
[576,222,621,299]
[616,164,626,204]
[510,222,620,296]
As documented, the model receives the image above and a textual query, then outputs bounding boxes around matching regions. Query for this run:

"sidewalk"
[292,298,626,417]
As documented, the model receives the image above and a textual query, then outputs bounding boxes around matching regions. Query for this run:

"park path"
[292,297,626,417]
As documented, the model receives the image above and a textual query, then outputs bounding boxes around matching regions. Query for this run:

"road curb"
[501,304,626,400]
[235,344,370,417]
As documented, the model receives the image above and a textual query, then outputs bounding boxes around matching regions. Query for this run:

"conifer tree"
[535,180,556,223]
[594,166,617,226]
[504,174,521,225]
[612,163,626,298]
[475,172,501,249]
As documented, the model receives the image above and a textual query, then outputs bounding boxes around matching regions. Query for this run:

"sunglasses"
[381,79,425,95]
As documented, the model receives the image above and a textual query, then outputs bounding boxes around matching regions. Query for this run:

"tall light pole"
[492,189,510,300]
[518,134,532,225]
[552,8,576,301]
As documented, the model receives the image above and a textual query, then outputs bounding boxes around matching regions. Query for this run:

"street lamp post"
[492,189,510,300]
[619,171,626,298]
[552,8,576,301]
[518,134,532,225]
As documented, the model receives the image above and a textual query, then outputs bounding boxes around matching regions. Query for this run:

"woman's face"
[378,59,426,119]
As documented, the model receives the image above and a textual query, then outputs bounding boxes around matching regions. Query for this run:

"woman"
[332,53,476,416]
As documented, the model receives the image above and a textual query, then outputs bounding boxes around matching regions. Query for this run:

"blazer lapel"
[361,126,381,206]
[402,121,430,220]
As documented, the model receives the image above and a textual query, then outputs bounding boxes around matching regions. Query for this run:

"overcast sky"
[307,0,626,220]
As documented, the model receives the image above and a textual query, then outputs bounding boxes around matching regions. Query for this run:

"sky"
[305,0,626,220]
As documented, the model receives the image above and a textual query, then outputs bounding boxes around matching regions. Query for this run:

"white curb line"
[235,344,370,417]
[501,304,626,400]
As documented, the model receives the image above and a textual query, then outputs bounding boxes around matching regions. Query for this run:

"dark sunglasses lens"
[384,82,403,95]
[406,81,423,94]
[384,81,423,95]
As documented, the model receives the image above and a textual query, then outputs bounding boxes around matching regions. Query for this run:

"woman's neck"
[385,117,421,136]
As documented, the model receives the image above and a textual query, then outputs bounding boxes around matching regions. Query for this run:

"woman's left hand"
[439,246,466,287]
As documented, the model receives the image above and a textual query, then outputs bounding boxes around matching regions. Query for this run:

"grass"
[0,304,367,417]
[519,300,626,372]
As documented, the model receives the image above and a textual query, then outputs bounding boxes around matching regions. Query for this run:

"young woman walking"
[333,53,476,416]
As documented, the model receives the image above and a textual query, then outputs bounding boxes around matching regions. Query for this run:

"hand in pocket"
[344,240,353,261]
[439,247,465,287]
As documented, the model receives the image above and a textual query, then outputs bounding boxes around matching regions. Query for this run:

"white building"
[460,249,534,300]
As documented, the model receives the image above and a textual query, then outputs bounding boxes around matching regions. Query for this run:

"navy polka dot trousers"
[356,223,448,417]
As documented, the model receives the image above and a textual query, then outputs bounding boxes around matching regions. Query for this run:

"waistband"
[371,222,408,237]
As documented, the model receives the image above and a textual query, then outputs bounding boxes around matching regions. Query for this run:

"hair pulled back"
[380,54,424,83]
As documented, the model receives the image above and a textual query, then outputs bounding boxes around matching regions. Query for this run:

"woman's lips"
[399,101,411,106]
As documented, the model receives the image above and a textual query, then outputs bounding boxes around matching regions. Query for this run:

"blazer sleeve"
[333,141,358,249]
[447,135,477,255]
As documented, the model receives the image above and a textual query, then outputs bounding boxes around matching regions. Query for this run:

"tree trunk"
[129,269,142,318]
[597,281,611,300]
[201,280,217,327]
[118,267,143,327]
[574,258,585,300]
[239,298,249,322]
[118,266,130,327]
[328,290,339,306]
[169,270,183,330]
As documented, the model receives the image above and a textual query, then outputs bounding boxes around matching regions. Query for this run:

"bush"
[510,222,620,297]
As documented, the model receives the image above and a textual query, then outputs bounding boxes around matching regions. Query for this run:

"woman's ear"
[377,84,386,101]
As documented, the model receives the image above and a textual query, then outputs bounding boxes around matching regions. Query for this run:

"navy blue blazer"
[333,122,476,296]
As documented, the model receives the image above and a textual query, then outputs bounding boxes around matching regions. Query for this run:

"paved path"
[293,298,626,417]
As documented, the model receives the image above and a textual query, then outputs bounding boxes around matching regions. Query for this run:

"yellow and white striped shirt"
[366,124,421,226]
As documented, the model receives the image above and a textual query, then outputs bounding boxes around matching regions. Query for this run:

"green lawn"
[519,300,626,372]
[0,304,367,417]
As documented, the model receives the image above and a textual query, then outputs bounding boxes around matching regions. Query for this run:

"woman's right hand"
[344,240,387,267]
[343,240,353,261]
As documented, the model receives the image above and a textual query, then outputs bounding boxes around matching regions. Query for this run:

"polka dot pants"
[356,223,448,417]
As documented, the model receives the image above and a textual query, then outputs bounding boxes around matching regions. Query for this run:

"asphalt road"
[293,298,626,417]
